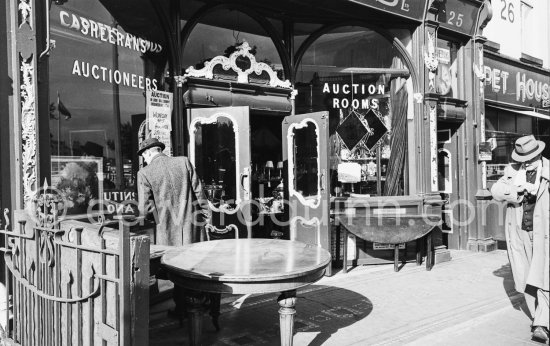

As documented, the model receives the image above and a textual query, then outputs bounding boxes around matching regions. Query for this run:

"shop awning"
[487,104,550,121]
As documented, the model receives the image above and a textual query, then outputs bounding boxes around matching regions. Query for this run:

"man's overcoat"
[491,157,550,292]
[137,153,210,246]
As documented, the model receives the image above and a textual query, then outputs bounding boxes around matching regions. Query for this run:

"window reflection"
[486,109,550,183]
[294,26,410,197]
[48,0,165,215]
[194,117,237,206]
[293,122,319,198]
[435,39,458,98]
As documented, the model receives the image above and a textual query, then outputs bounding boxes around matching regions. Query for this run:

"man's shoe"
[532,326,549,343]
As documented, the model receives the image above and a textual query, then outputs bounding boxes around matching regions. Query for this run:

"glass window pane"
[182,9,284,80]
[194,117,237,206]
[49,0,165,216]
[293,122,319,198]
[294,26,410,197]
[498,112,516,133]
[435,39,458,98]
[516,114,532,135]
[485,108,497,132]
[535,119,550,158]
[438,150,451,193]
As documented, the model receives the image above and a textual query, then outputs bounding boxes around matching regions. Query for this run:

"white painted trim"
[289,217,321,246]
[184,41,291,89]
[189,112,242,214]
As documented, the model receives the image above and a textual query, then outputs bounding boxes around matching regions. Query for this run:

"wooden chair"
[204,223,241,331]
[205,224,239,241]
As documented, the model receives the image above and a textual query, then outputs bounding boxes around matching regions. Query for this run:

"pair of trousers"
[519,229,549,329]
[525,286,549,329]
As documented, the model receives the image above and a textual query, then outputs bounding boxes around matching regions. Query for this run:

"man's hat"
[137,137,165,156]
[511,135,545,162]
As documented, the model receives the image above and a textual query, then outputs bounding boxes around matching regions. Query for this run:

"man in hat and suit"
[491,135,549,342]
[137,137,210,246]
[137,138,210,318]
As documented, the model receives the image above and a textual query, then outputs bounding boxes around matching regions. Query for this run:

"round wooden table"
[161,238,331,346]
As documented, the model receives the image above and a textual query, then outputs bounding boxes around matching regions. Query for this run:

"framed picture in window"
[51,156,104,215]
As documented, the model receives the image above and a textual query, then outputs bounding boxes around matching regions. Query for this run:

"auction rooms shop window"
[294,26,412,197]
[48,0,165,215]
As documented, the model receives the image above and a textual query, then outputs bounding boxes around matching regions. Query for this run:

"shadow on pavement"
[149,284,372,346]
[493,263,532,319]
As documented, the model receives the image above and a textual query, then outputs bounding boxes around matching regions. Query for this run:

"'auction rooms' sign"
[323,83,386,110]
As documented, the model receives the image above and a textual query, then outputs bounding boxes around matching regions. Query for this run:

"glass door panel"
[290,121,321,206]
[194,116,237,208]
[282,111,330,274]
[189,106,251,237]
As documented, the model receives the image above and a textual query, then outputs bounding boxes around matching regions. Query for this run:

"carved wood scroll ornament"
[184,41,292,89]
[423,32,438,91]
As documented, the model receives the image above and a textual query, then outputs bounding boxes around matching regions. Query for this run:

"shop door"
[437,124,461,249]
[188,106,252,238]
[282,112,330,266]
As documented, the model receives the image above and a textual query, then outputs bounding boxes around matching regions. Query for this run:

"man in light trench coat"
[137,137,210,318]
[491,135,549,343]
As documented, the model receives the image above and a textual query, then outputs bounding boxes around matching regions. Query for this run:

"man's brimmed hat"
[137,137,165,156]
[512,135,545,162]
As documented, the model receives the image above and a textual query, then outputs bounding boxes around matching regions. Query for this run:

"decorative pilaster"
[469,0,497,252]
[471,34,496,252]
[419,17,442,202]
[424,32,438,92]
[474,36,492,200]
[20,58,37,206]
[11,0,41,209]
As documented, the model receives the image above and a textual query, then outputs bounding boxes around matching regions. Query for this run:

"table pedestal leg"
[342,228,348,274]
[184,290,207,346]
[278,290,297,346]
[209,293,221,331]
[426,232,433,271]
[416,239,422,266]
[393,245,399,272]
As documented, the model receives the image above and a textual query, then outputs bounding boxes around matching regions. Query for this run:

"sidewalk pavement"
[150,250,548,345]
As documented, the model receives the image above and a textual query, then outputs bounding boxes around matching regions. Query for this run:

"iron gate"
[0,189,149,345]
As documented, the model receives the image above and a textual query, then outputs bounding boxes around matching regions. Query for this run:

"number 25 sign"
[437,0,480,36]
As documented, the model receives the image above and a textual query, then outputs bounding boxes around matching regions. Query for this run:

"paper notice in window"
[337,162,361,183]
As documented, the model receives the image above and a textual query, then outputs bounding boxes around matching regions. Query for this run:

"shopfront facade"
[1,0,495,267]
[482,48,550,243]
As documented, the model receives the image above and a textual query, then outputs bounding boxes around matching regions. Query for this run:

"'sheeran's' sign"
[347,0,426,21]
[484,54,550,109]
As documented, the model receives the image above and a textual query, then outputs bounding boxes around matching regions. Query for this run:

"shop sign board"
[146,90,173,156]
[484,55,550,110]
[436,0,481,36]
[347,0,426,22]
[53,7,161,91]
